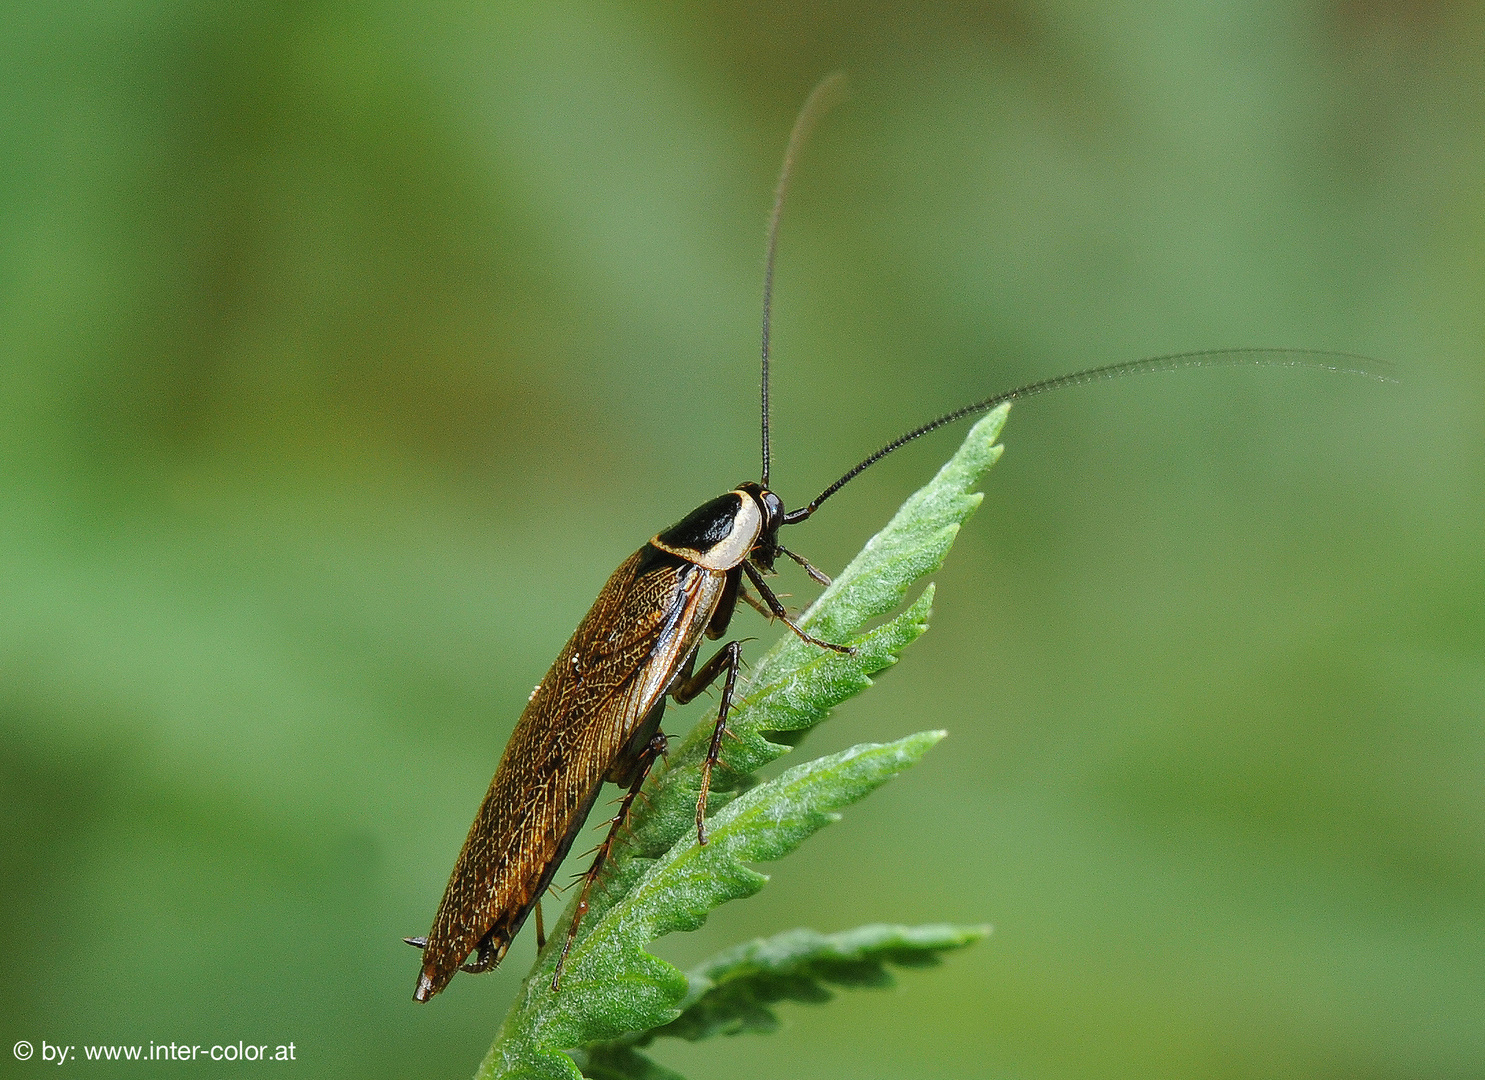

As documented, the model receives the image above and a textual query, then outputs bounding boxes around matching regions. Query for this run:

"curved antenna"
[781,347,1395,525]
[761,72,848,489]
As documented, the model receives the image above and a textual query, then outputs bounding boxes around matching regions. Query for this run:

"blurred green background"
[2,2,1481,1078]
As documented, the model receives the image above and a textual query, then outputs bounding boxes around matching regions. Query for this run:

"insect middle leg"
[552,731,668,991]
[671,640,745,847]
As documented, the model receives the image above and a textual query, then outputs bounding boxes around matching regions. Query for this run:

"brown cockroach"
[405,75,1384,1001]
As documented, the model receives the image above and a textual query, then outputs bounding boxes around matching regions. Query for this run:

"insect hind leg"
[460,933,507,975]
[552,731,668,991]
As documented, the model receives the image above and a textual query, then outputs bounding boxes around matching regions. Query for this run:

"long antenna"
[781,347,1394,524]
[761,73,848,489]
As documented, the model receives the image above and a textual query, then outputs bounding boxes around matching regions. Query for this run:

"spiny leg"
[552,732,668,991]
[460,934,498,975]
[742,560,854,655]
[671,640,745,847]
[671,640,744,706]
[777,544,832,586]
[699,644,742,846]
[738,582,773,618]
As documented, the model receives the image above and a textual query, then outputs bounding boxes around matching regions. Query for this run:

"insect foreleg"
[534,901,545,952]
[552,731,669,991]
[776,544,832,586]
[741,560,854,654]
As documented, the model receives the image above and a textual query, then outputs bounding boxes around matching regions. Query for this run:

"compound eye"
[760,490,785,531]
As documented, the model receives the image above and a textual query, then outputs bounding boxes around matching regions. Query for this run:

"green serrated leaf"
[638,922,990,1045]
[568,1045,690,1080]
[564,922,985,1080]
[472,406,1008,1080]
[477,733,945,1079]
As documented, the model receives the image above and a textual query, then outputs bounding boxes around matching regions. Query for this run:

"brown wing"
[416,545,728,997]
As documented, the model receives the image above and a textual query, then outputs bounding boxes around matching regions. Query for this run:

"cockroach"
[405,75,1384,1002]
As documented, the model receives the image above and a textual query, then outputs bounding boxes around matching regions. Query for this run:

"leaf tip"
[895,729,947,763]
[967,403,1009,446]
